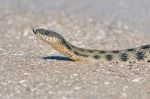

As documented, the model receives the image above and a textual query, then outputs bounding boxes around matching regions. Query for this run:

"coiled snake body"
[33,28,150,63]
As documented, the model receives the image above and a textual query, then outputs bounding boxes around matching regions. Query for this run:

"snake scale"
[33,28,150,63]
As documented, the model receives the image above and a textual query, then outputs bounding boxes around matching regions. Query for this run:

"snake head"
[33,28,65,44]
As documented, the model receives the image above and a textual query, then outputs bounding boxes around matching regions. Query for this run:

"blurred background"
[2,0,150,33]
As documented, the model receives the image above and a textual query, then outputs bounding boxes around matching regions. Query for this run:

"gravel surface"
[1,1,150,99]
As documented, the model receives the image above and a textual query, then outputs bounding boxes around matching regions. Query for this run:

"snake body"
[33,28,150,63]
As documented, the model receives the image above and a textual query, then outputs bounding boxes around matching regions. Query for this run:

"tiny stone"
[122,93,127,97]
[62,96,67,99]
[74,86,81,90]
[132,77,143,83]
[24,73,30,76]
[23,30,29,36]
[104,81,110,85]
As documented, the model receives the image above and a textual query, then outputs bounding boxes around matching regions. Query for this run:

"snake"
[33,28,150,63]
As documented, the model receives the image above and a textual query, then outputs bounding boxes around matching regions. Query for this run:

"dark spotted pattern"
[94,55,100,59]
[99,51,106,53]
[147,60,150,62]
[106,54,113,61]
[88,50,93,53]
[136,51,144,60]
[127,48,135,52]
[65,43,72,50]
[62,40,72,50]
[112,50,120,53]
[78,48,86,52]
[141,45,150,49]
[74,51,88,57]
[121,53,128,61]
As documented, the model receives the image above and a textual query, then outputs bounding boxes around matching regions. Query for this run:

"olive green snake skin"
[33,28,150,63]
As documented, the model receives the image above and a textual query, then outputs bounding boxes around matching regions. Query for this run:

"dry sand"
[1,2,150,99]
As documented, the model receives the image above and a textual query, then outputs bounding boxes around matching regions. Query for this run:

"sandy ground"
[1,1,150,99]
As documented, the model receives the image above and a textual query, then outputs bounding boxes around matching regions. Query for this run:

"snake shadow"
[41,56,73,61]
